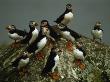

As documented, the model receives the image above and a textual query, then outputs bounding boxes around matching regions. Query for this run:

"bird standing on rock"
[41,47,60,80]
[57,24,81,52]
[91,21,103,42]
[55,4,73,26]
[73,42,86,70]
[11,52,29,76]
[26,21,49,60]
[6,25,28,48]
[20,21,39,45]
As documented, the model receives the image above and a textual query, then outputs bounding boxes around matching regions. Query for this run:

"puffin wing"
[55,10,68,24]
[15,29,28,37]
[67,28,81,40]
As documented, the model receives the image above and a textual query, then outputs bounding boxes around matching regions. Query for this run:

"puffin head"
[40,20,49,27]
[6,25,16,31]
[29,21,38,28]
[95,21,101,27]
[66,4,72,11]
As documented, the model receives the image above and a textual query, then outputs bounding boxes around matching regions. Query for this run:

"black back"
[55,9,72,24]
[26,29,46,53]
[60,26,81,40]
[48,25,60,40]
[41,48,57,75]
[20,26,36,44]
[12,55,28,67]
[9,29,28,37]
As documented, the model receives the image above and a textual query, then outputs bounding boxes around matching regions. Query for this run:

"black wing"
[15,29,28,37]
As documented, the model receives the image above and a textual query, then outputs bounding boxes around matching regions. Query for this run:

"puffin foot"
[49,72,60,80]
[19,68,28,77]
[36,52,44,61]
[75,59,86,70]
[11,42,21,48]
[66,40,73,52]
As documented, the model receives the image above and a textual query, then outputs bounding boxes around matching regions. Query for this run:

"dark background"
[0,0,110,44]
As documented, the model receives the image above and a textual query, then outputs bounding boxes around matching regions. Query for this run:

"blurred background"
[0,0,110,44]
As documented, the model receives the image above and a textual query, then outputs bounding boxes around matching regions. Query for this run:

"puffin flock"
[5,4,103,80]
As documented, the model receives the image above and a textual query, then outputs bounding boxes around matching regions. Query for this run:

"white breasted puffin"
[26,21,49,60]
[91,21,103,42]
[11,52,29,76]
[41,47,60,80]
[20,21,39,45]
[55,4,73,26]
[73,42,86,70]
[6,25,28,48]
[40,20,60,43]
[58,24,81,52]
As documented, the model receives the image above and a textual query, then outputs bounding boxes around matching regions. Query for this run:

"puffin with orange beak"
[6,25,28,48]
[26,20,49,60]
[20,21,39,45]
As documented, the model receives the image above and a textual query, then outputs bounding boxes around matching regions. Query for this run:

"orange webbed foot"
[66,40,73,52]
[36,52,45,61]
[75,59,86,70]
[49,72,60,80]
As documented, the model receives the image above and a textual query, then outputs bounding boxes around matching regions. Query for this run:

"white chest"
[73,48,84,60]
[29,28,39,44]
[8,33,24,40]
[92,30,103,38]
[35,37,47,53]
[62,31,75,42]
[52,54,59,72]
[64,12,73,20]
[18,58,29,69]
[61,12,73,25]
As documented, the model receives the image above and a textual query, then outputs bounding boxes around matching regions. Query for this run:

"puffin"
[26,21,49,60]
[11,52,29,76]
[55,4,73,26]
[73,42,86,70]
[41,47,60,80]
[40,20,61,45]
[91,21,103,42]
[20,21,39,45]
[6,25,28,48]
[58,24,81,52]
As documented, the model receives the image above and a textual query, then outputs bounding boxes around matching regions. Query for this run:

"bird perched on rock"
[26,21,49,60]
[41,47,60,80]
[58,24,81,52]
[6,25,28,48]
[20,21,39,45]
[73,42,86,70]
[91,21,103,42]
[11,52,29,76]
[40,20,61,43]
[55,4,73,26]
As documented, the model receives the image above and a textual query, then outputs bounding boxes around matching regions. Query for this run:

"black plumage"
[12,54,28,68]
[41,48,58,76]
[9,28,28,37]
[26,29,46,53]
[55,4,72,24]
[60,26,81,40]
